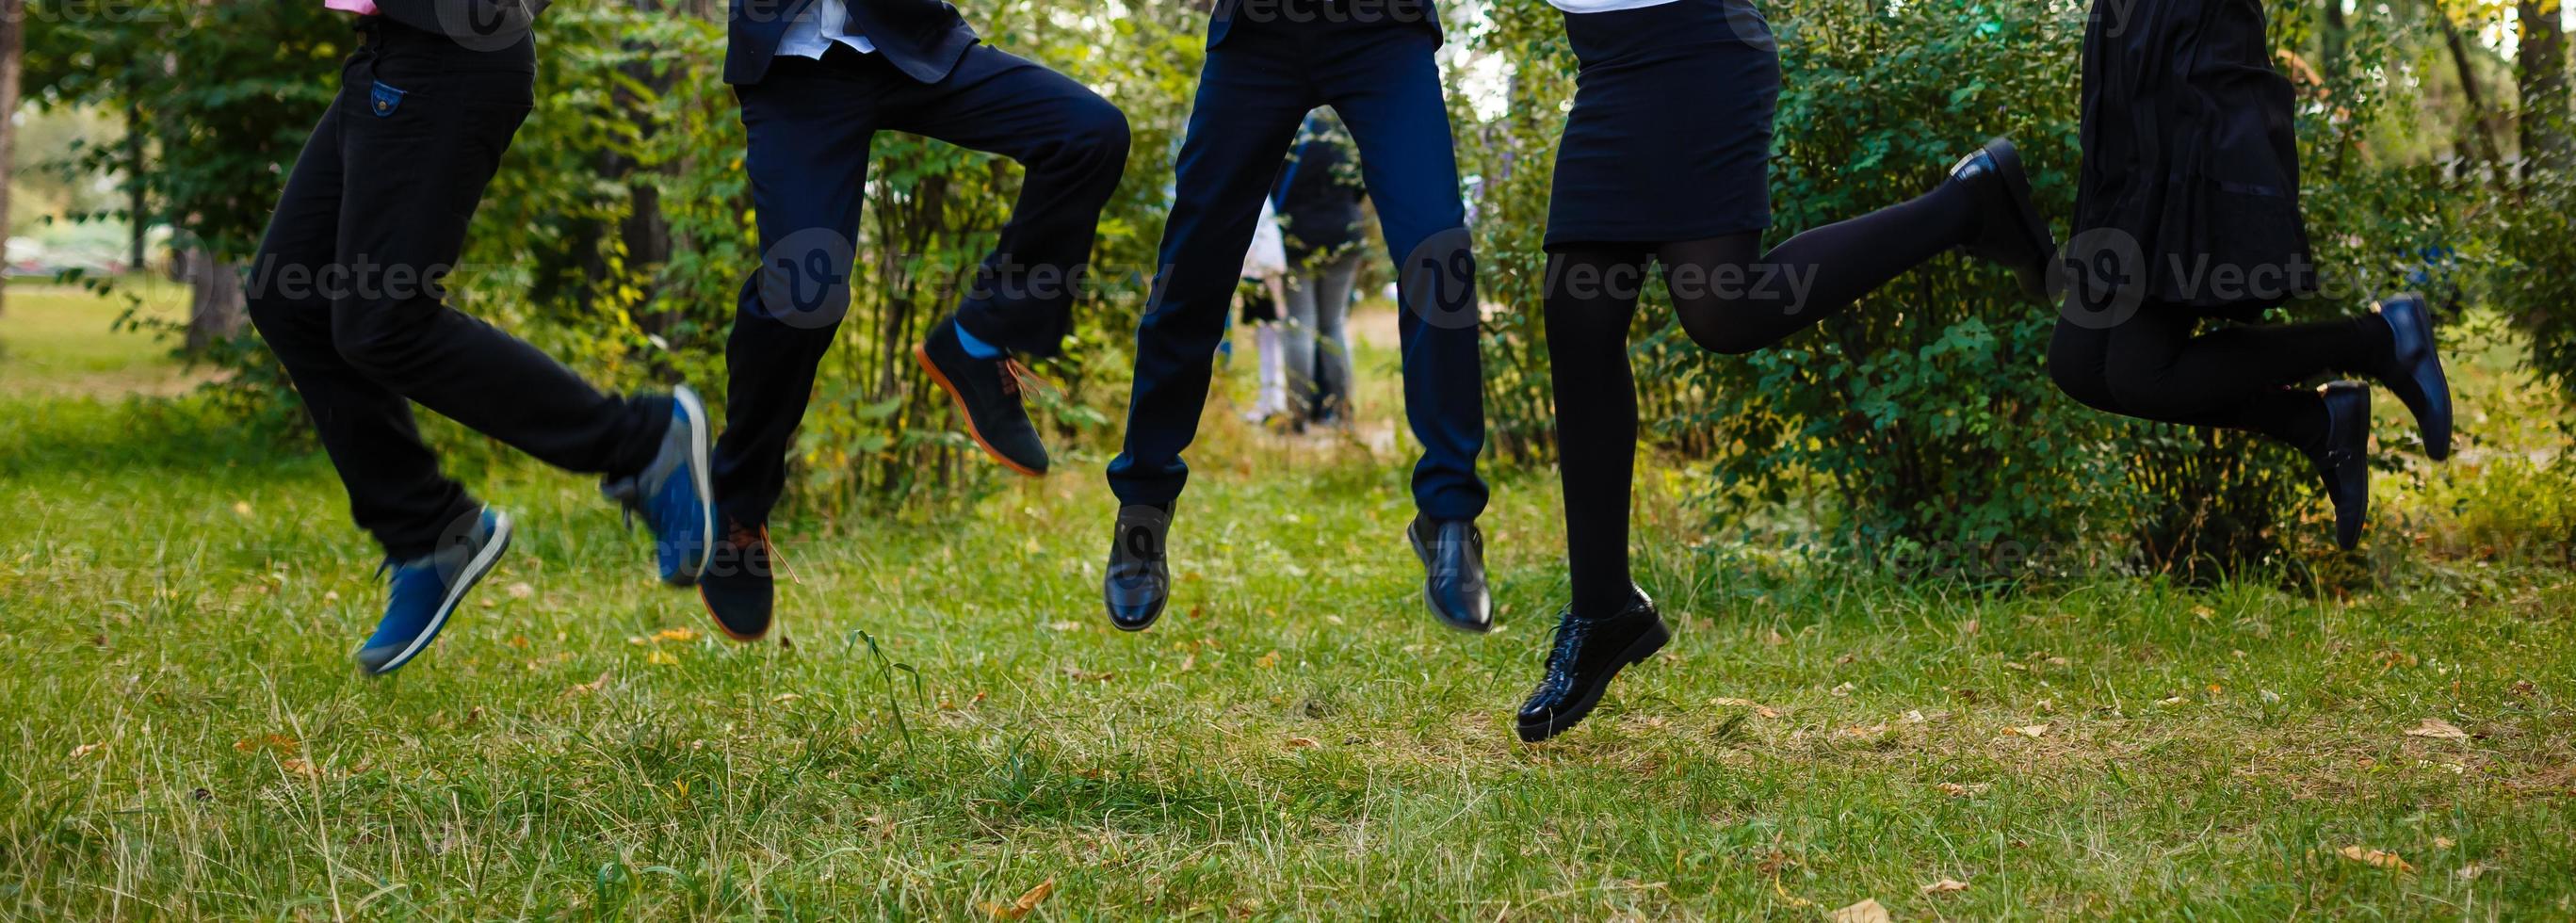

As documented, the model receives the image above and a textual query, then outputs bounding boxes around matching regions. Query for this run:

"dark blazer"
[373,0,549,44]
[1208,0,1441,49]
[727,0,980,86]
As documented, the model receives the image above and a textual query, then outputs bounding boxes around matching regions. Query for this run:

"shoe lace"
[731,521,802,587]
[998,358,1061,402]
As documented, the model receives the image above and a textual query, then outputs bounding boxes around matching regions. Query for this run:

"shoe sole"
[914,343,1047,479]
[1516,618,1673,743]
[370,510,514,676]
[1408,525,1492,634]
[669,385,718,588]
[1983,139,2058,304]
[699,587,771,642]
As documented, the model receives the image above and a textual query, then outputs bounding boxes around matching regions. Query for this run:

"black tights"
[2046,309,2393,455]
[1547,181,1979,616]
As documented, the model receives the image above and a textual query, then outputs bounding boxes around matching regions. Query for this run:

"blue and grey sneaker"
[603,385,717,587]
[357,508,514,676]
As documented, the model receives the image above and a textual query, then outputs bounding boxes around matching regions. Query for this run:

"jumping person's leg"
[891,45,1131,476]
[2098,309,2391,453]
[1518,245,1677,743]
[702,54,883,635]
[247,45,713,675]
[1102,35,1315,631]
[1651,143,2050,357]
[1542,248,1655,618]
[247,95,476,564]
[1324,28,1494,632]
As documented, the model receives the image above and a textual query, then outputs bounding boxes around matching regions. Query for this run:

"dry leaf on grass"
[2004,724,2049,738]
[1286,737,1320,749]
[2405,719,2470,741]
[1936,782,1990,799]
[280,758,322,779]
[68,743,105,760]
[1921,878,1969,895]
[1830,899,1891,923]
[1062,667,1114,683]
[1045,621,1084,632]
[233,735,298,755]
[772,693,802,704]
[652,627,700,643]
[565,672,612,696]
[2457,863,2491,881]
[2338,846,2415,872]
[980,878,1056,919]
[507,582,534,600]
[1255,651,1281,669]
[1829,682,1856,698]
[645,650,679,666]
[2434,836,2456,849]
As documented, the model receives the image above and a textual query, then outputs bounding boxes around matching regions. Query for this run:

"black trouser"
[1545,181,1977,615]
[2047,308,2392,453]
[246,24,667,559]
[714,44,1130,527]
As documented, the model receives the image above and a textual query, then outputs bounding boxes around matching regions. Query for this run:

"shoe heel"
[1621,619,1673,667]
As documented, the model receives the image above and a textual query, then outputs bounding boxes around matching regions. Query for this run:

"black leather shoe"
[2373,294,2452,462]
[2315,381,2373,551]
[914,315,1050,478]
[1517,589,1671,743]
[699,518,775,641]
[1949,137,2058,303]
[1104,505,1172,632]
[1408,517,1491,633]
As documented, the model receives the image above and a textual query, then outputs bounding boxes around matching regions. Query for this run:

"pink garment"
[324,0,379,14]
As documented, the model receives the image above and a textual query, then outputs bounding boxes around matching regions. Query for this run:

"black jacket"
[1272,114,1367,264]
[727,0,980,86]
[1209,0,1441,49]
[372,0,548,45]
[2072,0,2313,317]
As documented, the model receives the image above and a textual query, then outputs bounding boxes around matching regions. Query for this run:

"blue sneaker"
[356,508,514,676]
[604,385,717,586]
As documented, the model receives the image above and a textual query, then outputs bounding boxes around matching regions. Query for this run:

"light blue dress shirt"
[777,0,877,58]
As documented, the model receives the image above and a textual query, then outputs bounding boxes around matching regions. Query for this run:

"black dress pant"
[714,44,1130,527]
[246,24,667,559]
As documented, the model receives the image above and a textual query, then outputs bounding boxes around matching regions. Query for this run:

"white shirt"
[1548,0,1684,11]
[778,0,877,58]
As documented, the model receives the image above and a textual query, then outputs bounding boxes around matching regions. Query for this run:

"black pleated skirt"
[2071,0,2314,318]
[1544,0,1782,250]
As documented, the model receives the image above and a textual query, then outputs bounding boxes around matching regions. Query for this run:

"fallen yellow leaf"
[1286,737,1320,749]
[2006,724,2050,738]
[652,627,700,643]
[565,672,612,696]
[979,878,1056,920]
[69,743,105,760]
[646,650,679,666]
[1830,899,1892,923]
[1255,651,1281,669]
[2339,846,2415,872]
[1922,878,1969,894]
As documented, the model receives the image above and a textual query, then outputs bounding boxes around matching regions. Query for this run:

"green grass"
[3,311,2573,919]
[0,279,203,398]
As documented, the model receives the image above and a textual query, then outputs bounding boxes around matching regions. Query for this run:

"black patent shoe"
[1949,137,2058,303]
[2315,381,2373,551]
[1407,517,1491,633]
[1517,589,1671,743]
[1104,505,1172,632]
[2373,294,2453,462]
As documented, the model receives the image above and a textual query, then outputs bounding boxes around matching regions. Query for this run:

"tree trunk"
[2522,0,2572,172]
[2438,5,2509,168]
[2323,0,2349,87]
[0,0,24,318]
[179,247,246,351]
